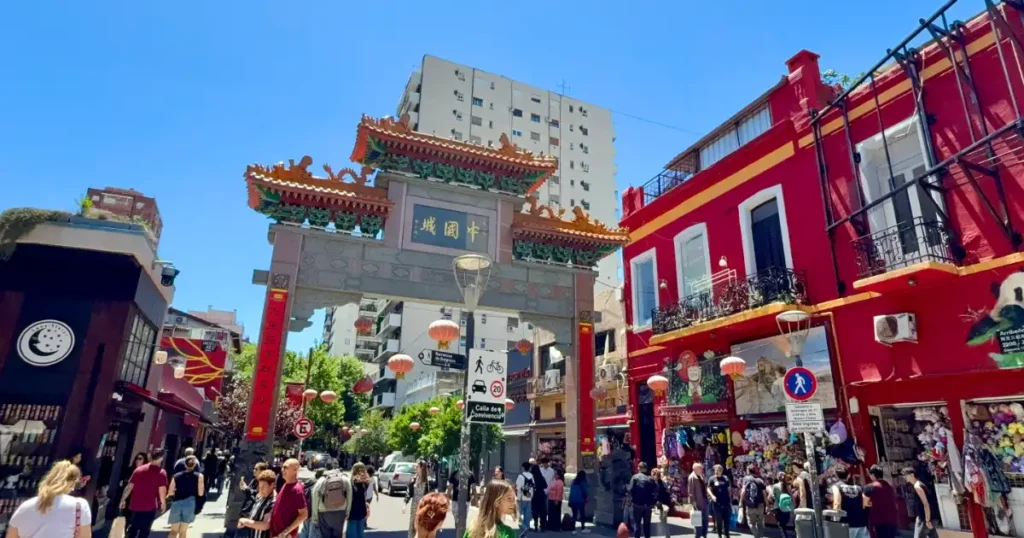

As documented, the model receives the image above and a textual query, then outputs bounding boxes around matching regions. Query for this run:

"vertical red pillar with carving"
[246,288,289,441]
[578,321,596,457]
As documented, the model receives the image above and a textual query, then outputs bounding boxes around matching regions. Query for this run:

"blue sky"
[0,0,985,352]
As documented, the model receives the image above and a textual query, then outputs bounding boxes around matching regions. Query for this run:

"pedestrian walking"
[791,463,812,510]
[167,455,205,538]
[546,469,565,532]
[706,464,731,538]
[627,462,657,538]
[830,467,868,538]
[406,462,429,538]
[529,464,547,532]
[312,462,349,538]
[493,466,506,482]
[687,463,709,538]
[238,469,277,538]
[413,492,449,538]
[466,480,519,538]
[767,473,793,538]
[217,451,229,493]
[120,448,168,538]
[515,462,537,537]
[204,451,219,493]
[567,470,589,534]
[651,468,671,538]
[862,465,898,538]
[270,458,308,538]
[346,463,374,538]
[121,452,149,537]
[6,460,92,538]
[740,465,767,538]
[173,448,197,474]
[902,467,939,538]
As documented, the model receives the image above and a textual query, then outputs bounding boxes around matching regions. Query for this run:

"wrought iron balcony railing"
[641,169,694,206]
[852,217,956,279]
[652,267,808,335]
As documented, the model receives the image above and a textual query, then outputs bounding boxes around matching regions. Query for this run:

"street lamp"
[452,254,492,538]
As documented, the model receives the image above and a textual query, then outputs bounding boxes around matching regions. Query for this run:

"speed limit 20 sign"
[294,417,314,439]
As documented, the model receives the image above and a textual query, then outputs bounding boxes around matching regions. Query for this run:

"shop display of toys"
[913,406,953,482]
[969,402,1024,473]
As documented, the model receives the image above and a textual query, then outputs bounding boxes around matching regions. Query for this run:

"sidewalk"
[148,486,229,538]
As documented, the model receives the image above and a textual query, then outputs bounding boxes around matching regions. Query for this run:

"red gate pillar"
[566,272,597,473]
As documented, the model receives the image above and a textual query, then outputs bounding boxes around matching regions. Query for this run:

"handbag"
[690,508,703,528]
[108,516,127,538]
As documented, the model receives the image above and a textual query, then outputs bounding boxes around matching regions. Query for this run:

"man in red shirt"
[270,458,308,538]
[120,448,168,538]
[863,465,899,538]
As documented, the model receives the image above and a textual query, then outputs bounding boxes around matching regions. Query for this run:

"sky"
[0,0,986,352]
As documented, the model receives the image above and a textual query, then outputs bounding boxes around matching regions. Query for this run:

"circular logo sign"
[489,380,504,398]
[294,417,314,439]
[783,367,818,402]
[17,320,75,367]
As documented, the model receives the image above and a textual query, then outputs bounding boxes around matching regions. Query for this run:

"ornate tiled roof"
[512,196,630,246]
[245,156,393,212]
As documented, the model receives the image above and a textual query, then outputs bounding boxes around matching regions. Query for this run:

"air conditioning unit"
[598,364,620,383]
[873,313,918,344]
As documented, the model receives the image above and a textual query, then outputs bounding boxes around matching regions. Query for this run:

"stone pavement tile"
[148,487,230,538]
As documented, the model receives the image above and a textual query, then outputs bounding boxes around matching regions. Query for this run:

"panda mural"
[967,270,1024,368]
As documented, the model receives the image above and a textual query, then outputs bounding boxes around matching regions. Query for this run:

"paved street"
[147,484,230,538]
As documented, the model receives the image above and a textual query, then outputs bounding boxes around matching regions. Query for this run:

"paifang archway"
[227,115,627,522]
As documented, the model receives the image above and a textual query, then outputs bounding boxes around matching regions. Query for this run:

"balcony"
[852,217,956,279]
[358,302,379,317]
[527,372,565,399]
[376,312,402,337]
[372,392,396,408]
[652,267,807,336]
[354,342,376,360]
[405,371,464,397]
[374,338,400,363]
[640,169,693,206]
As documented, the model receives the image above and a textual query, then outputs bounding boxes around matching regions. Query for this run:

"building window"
[550,137,559,146]
[550,194,560,204]
[487,140,494,147]
[580,126,589,136]
[674,223,711,297]
[530,131,541,141]
[555,402,563,419]
[581,143,589,154]
[452,130,463,141]
[582,163,590,173]
[512,129,523,137]
[595,329,617,356]
[471,115,483,126]
[550,175,559,184]
[531,113,541,123]
[481,314,487,324]
[570,160,574,169]
[569,105,574,113]
[460,336,467,349]
[513,108,523,117]
[570,199,575,207]
[534,406,541,421]
[120,311,157,387]
[470,135,482,145]
[570,143,574,150]
[472,97,483,107]
[580,106,588,117]
[488,120,494,128]
[531,94,542,104]
[455,111,463,121]
[700,106,771,169]
[739,185,793,276]
[581,200,590,210]
[581,181,590,191]
[507,318,520,331]
[569,124,574,132]
[490,81,495,90]
[455,69,465,81]
[551,119,560,128]
[480,338,486,348]
[630,248,658,328]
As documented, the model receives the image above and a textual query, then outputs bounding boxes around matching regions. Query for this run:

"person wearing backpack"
[515,462,536,537]
[314,463,351,538]
[739,466,766,538]
[767,473,793,538]
[627,462,658,538]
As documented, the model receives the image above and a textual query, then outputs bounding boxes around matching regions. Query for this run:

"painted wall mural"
[731,327,836,415]
[667,350,726,407]
[966,269,1024,368]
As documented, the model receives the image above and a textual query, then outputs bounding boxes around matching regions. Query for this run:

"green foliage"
[388,395,502,461]
[343,409,392,458]
[821,69,864,91]
[0,208,72,260]
[77,195,94,215]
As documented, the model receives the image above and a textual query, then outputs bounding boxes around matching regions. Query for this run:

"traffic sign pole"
[784,366,823,535]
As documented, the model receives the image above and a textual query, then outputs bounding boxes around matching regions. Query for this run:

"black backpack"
[743,480,765,508]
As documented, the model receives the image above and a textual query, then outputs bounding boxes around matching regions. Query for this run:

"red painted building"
[620,2,1024,537]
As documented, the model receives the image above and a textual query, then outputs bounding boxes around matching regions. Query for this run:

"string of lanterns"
[646,354,747,393]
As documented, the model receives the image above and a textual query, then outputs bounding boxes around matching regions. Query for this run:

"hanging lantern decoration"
[719,356,747,379]
[173,364,186,379]
[320,390,338,404]
[410,422,421,431]
[590,386,608,400]
[153,350,168,365]
[360,428,368,435]
[428,319,460,350]
[429,406,440,416]
[456,399,465,410]
[354,316,373,334]
[353,376,374,394]
[342,426,350,434]
[516,339,533,355]
[505,398,516,411]
[303,389,319,401]
[388,354,415,379]
[647,374,669,395]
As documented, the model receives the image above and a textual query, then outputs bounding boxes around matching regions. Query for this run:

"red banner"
[247,288,289,441]
[578,322,596,455]
[160,337,227,401]
[285,382,306,408]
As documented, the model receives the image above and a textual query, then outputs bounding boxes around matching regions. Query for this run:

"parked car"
[379,461,417,495]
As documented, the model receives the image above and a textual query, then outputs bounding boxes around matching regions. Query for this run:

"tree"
[389,395,502,462]
[231,342,304,382]
[291,348,369,447]
[342,409,392,459]
[821,69,864,91]
[217,374,301,443]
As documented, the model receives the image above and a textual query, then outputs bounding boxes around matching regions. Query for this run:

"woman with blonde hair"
[466,480,518,538]
[6,460,91,537]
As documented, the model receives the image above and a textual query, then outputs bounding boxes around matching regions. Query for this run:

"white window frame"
[738,184,794,276]
[629,247,659,330]
[673,223,711,298]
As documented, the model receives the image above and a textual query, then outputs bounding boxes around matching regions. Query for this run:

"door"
[751,198,786,274]
[637,384,657,470]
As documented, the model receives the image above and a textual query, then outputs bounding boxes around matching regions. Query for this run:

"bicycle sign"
[486,360,504,374]
[467,349,507,424]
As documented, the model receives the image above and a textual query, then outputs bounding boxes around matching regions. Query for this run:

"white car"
[380,462,417,495]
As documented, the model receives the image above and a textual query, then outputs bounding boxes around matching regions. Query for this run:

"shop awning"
[157,364,207,417]
[597,413,629,426]
[121,383,202,420]
[503,428,532,437]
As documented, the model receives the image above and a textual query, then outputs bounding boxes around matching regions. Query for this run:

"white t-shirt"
[540,466,556,494]
[516,473,535,501]
[10,494,91,537]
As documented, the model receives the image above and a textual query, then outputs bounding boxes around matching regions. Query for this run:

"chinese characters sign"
[247,288,289,441]
[410,204,489,253]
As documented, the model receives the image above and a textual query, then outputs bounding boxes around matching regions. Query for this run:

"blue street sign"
[783,367,817,402]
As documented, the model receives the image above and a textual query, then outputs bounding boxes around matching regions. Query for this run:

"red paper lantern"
[428,319,460,350]
[647,375,669,395]
[515,339,533,355]
[456,399,465,410]
[354,316,373,333]
[319,390,338,403]
[590,386,608,400]
[388,354,415,379]
[429,406,440,416]
[505,398,516,411]
[410,422,421,431]
[719,356,746,379]
[342,426,350,434]
[353,376,374,394]
[303,389,319,401]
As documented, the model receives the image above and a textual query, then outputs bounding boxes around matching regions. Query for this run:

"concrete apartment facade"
[397,54,622,291]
